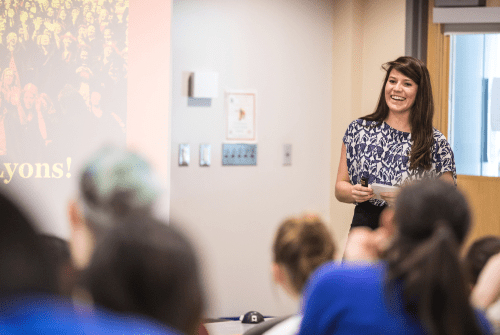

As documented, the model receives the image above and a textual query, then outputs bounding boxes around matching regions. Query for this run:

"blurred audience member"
[297,180,492,335]
[39,234,76,297]
[0,176,176,334]
[467,236,500,334]
[245,213,336,335]
[67,145,162,271]
[343,207,395,262]
[87,216,205,335]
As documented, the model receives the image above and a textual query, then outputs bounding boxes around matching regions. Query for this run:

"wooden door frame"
[426,0,500,247]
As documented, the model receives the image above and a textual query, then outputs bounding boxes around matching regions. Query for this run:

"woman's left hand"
[380,191,399,207]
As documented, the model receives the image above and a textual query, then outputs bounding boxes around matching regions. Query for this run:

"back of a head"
[386,179,482,335]
[87,216,205,335]
[273,214,336,294]
[394,179,470,244]
[39,234,75,296]
[79,145,162,235]
[0,191,57,296]
[464,236,500,286]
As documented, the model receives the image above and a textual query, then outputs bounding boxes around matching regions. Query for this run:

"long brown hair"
[273,214,336,293]
[362,56,434,170]
[384,180,483,335]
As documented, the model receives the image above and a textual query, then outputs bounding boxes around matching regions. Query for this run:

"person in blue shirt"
[0,177,178,335]
[298,179,492,335]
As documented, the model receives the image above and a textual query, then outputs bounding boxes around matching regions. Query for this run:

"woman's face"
[104,46,112,57]
[78,26,86,37]
[20,11,28,22]
[59,9,66,20]
[3,71,14,86]
[384,69,418,115]
[86,12,94,24]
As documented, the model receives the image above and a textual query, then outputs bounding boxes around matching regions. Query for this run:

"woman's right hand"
[351,183,374,203]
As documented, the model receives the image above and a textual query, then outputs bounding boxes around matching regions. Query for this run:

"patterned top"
[343,119,457,206]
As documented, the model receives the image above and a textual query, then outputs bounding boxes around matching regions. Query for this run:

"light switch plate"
[222,144,257,166]
[200,144,211,166]
[179,144,190,166]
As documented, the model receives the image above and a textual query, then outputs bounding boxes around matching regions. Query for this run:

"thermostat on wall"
[189,72,218,98]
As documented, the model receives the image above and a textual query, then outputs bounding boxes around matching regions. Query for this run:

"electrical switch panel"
[222,144,257,166]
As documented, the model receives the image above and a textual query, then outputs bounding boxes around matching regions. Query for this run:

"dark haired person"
[0,176,176,334]
[68,145,162,271]
[466,236,500,333]
[298,180,492,335]
[87,216,205,335]
[335,56,456,230]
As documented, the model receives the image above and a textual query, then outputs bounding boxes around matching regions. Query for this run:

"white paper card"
[371,183,399,201]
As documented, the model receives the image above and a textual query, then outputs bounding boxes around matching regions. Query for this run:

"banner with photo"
[0,0,128,167]
[0,0,129,234]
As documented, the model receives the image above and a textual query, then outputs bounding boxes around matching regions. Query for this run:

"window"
[448,33,500,176]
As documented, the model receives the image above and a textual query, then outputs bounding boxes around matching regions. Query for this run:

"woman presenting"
[335,56,456,229]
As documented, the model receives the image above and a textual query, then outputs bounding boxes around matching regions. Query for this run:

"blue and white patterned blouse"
[343,119,457,207]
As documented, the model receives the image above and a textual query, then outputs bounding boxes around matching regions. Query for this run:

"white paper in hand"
[371,183,399,201]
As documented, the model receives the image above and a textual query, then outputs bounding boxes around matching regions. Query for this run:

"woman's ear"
[272,262,285,286]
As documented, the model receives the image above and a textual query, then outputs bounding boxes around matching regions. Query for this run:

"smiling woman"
[335,56,457,231]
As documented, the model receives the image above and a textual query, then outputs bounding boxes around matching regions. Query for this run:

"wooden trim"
[427,0,450,136]
[457,175,500,250]
[486,0,500,7]
[427,0,500,251]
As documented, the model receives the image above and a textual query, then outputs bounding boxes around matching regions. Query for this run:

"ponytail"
[385,223,483,335]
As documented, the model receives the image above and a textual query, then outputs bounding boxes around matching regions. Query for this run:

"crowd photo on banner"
[0,0,128,165]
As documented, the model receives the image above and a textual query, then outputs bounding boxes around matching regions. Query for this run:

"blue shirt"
[0,293,182,334]
[297,262,492,335]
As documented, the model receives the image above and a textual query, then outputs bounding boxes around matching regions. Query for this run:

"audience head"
[39,234,76,296]
[68,145,162,269]
[87,216,205,335]
[0,188,57,296]
[272,213,336,297]
[385,179,482,335]
[464,236,500,286]
[393,179,470,245]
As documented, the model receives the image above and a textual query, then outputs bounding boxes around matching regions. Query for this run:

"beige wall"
[330,0,406,254]
[171,0,333,318]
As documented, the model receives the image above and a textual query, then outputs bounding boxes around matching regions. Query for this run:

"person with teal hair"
[68,144,163,270]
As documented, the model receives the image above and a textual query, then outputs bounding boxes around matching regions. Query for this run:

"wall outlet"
[179,144,190,166]
[200,144,211,166]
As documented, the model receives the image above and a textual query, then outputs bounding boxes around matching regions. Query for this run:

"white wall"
[330,0,406,256]
[171,0,333,317]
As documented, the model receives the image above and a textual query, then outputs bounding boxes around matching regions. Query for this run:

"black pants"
[350,201,387,230]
